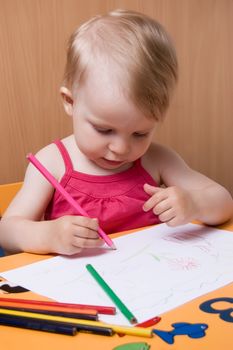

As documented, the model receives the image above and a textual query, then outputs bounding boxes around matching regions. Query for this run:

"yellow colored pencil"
[0,308,152,338]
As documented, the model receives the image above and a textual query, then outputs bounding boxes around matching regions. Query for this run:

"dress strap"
[53,140,74,172]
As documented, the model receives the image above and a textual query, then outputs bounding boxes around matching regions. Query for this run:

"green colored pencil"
[86,264,137,324]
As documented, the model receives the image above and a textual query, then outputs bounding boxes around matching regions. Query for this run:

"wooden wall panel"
[0,0,232,194]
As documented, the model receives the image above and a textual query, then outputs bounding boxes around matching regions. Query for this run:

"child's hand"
[48,216,104,255]
[143,183,198,227]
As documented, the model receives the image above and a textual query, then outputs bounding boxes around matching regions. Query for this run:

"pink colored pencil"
[0,297,116,315]
[27,153,116,250]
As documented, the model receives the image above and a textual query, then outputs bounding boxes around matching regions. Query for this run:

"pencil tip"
[131,317,138,324]
[111,243,117,250]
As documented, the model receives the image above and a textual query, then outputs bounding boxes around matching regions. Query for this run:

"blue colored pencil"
[0,314,77,335]
[0,313,114,336]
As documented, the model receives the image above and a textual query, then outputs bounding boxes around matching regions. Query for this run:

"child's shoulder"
[143,142,180,167]
[34,136,73,179]
[145,142,172,157]
[142,142,186,183]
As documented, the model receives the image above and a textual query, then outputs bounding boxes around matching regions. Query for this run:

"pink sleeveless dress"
[45,140,160,233]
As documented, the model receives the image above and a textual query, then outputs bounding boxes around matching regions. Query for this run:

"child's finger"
[143,183,162,196]
[143,186,167,212]
[73,229,100,239]
[153,198,172,216]
[143,196,161,212]
[73,216,99,231]
[158,208,175,223]
[73,238,100,248]
[83,237,105,248]
[72,234,104,248]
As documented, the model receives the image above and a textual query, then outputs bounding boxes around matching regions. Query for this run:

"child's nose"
[109,138,130,155]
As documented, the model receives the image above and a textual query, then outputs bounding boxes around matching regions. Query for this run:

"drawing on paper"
[1,223,233,326]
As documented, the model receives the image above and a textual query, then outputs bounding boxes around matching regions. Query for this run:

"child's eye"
[133,132,149,138]
[95,127,113,134]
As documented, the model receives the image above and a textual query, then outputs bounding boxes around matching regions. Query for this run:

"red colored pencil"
[0,300,98,315]
[0,297,116,315]
[136,316,161,328]
[0,300,97,315]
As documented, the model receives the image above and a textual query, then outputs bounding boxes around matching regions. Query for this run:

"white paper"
[1,223,233,326]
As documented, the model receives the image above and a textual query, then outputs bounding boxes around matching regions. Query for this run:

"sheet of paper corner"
[1,223,233,326]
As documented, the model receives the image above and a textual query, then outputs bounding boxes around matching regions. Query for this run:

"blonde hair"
[63,9,178,121]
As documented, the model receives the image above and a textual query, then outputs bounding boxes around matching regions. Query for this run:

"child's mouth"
[101,158,125,167]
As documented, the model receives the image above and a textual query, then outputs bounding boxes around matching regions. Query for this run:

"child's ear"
[60,86,74,116]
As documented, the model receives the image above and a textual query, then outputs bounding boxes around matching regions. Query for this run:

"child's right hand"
[47,216,104,255]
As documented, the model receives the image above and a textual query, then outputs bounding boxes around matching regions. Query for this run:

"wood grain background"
[0,0,232,194]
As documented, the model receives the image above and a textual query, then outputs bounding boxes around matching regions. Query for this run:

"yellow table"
[0,221,233,350]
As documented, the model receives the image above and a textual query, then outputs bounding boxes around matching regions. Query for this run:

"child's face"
[71,62,156,171]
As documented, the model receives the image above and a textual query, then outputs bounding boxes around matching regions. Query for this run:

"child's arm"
[143,144,233,226]
[0,147,103,255]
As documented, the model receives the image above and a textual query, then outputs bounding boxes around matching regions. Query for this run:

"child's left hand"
[143,183,198,227]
